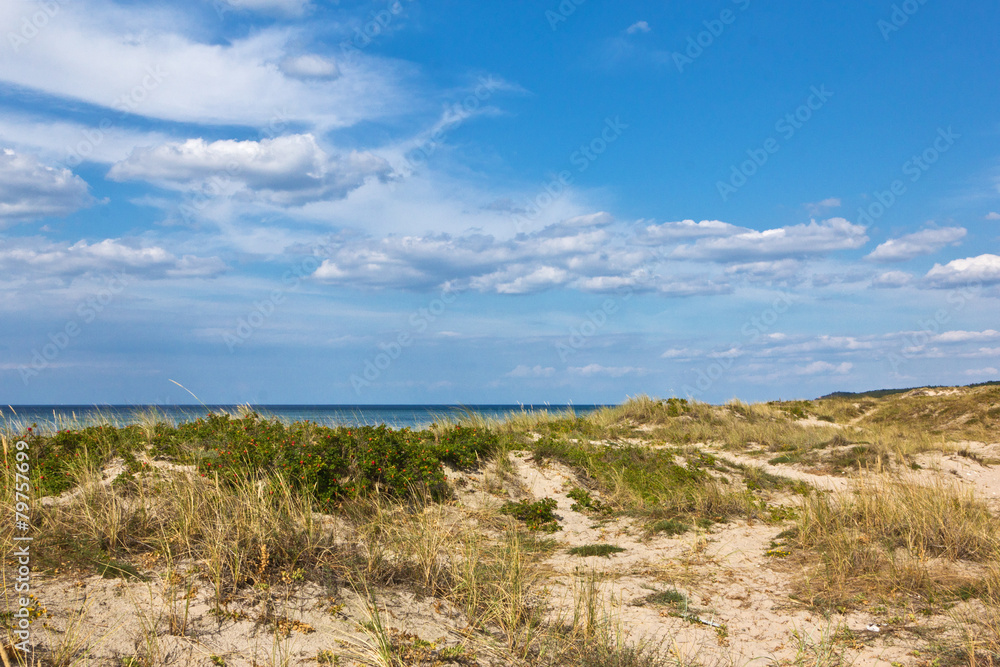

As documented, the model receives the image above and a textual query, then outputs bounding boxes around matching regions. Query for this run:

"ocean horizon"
[0,404,610,431]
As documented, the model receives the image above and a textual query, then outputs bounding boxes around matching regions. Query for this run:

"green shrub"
[22,415,499,508]
[648,518,690,536]
[641,589,686,607]
[567,544,625,557]
[499,498,561,532]
[567,487,607,513]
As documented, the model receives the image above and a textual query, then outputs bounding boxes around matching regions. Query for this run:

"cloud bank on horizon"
[1,0,998,404]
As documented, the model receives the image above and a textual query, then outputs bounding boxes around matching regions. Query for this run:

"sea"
[0,404,608,432]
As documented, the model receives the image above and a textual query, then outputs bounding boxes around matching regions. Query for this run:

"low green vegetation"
[567,544,625,558]
[13,413,498,506]
[639,589,687,608]
[5,383,1000,665]
[529,436,779,530]
[566,487,607,513]
[499,497,561,532]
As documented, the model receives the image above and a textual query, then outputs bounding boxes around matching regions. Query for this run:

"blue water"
[0,404,608,431]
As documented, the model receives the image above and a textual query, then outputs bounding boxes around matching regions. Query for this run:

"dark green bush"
[499,497,561,532]
[567,544,624,557]
[21,415,499,508]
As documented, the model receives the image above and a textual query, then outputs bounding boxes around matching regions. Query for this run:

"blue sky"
[2,0,999,405]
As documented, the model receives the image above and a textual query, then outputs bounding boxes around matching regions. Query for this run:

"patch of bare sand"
[913,442,1000,508]
[31,570,485,667]
[695,446,853,493]
[25,442,996,666]
[502,450,954,666]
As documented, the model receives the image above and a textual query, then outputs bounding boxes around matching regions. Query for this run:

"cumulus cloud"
[279,54,339,80]
[506,365,555,378]
[626,21,651,34]
[661,348,700,359]
[633,219,744,244]
[794,361,853,375]
[311,222,611,293]
[924,254,1000,287]
[932,330,1000,343]
[672,218,867,262]
[964,367,999,377]
[760,335,873,357]
[0,238,226,279]
[725,259,802,281]
[569,364,646,377]
[985,212,1000,220]
[306,214,741,295]
[108,135,391,205]
[871,270,913,288]
[804,197,841,216]
[0,148,93,225]
[865,227,966,262]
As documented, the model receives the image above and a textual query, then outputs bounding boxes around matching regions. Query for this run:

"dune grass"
[790,474,1000,608]
[5,385,1000,665]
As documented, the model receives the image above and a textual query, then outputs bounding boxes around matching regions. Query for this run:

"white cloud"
[108,135,391,205]
[924,254,1000,287]
[0,5,407,128]
[569,364,646,377]
[506,365,555,378]
[805,197,841,216]
[655,277,732,297]
[760,335,873,357]
[475,265,571,294]
[306,216,740,295]
[0,149,93,225]
[865,227,966,262]
[932,330,1000,343]
[964,367,998,377]
[0,114,174,167]
[279,54,339,80]
[218,0,311,16]
[708,347,744,359]
[0,238,226,279]
[672,218,867,262]
[626,21,651,34]
[794,361,853,375]
[985,212,1000,220]
[634,219,744,244]
[871,270,913,288]
[725,259,802,280]
[661,348,700,359]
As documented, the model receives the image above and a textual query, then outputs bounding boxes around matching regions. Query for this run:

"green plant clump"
[567,544,625,557]
[499,498,562,532]
[18,414,499,508]
[567,487,607,513]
